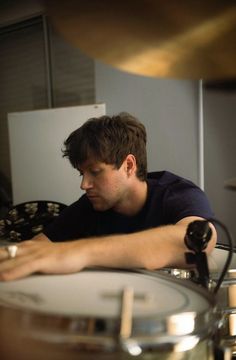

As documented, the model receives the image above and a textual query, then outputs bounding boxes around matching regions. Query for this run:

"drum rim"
[0,269,218,350]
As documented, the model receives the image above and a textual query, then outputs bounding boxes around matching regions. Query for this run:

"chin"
[89,197,113,211]
[92,203,109,212]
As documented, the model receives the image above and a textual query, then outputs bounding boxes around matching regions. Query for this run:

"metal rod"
[198,79,204,190]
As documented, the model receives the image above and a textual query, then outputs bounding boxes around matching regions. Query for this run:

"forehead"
[78,159,113,171]
[79,159,103,168]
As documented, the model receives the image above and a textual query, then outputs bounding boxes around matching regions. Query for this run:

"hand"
[0,236,87,281]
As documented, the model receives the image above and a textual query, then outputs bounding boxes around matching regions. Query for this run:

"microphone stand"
[184,220,212,289]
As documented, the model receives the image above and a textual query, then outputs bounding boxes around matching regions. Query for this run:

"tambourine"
[0,201,67,242]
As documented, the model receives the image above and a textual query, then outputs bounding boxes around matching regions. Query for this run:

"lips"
[87,193,99,200]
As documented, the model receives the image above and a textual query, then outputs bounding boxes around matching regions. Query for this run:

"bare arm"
[84,216,217,269]
[0,216,216,281]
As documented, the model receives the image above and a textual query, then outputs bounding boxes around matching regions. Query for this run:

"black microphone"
[184,220,212,253]
[184,220,212,289]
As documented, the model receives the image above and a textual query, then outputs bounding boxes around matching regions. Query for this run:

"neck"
[114,180,148,216]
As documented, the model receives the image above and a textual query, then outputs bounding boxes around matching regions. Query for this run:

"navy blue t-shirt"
[43,171,214,242]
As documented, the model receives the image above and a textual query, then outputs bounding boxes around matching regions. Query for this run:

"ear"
[125,154,137,176]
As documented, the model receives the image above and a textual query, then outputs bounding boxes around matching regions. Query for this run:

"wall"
[95,61,200,184]
[204,90,236,243]
[8,104,106,205]
[0,4,95,184]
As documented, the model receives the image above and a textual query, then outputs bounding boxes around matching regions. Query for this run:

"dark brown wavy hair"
[62,113,147,181]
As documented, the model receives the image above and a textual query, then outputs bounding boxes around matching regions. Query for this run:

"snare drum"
[212,269,236,357]
[0,269,217,360]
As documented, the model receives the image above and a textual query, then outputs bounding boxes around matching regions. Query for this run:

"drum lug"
[214,343,234,360]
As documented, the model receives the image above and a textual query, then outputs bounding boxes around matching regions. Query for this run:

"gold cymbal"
[45,0,236,79]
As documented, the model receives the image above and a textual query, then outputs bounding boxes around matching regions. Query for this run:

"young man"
[0,113,216,280]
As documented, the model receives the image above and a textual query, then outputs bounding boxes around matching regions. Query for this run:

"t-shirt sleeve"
[43,195,95,242]
[163,181,214,224]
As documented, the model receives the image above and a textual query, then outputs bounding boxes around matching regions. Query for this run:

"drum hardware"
[199,218,235,359]
[216,244,236,253]
[209,219,234,295]
[228,276,236,340]
[200,222,236,360]
[155,269,234,359]
[209,269,236,359]
[159,268,197,281]
[165,216,235,359]
[184,218,234,295]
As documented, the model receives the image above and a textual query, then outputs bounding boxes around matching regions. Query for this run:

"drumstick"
[120,286,134,339]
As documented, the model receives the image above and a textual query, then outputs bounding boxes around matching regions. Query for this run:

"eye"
[78,170,83,177]
[90,169,102,176]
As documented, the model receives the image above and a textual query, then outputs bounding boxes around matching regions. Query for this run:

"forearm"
[0,216,216,281]
[78,227,184,270]
[75,217,217,270]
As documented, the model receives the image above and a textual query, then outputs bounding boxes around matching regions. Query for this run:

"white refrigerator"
[8,104,106,205]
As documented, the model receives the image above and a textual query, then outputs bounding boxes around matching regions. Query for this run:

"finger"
[0,241,30,262]
[0,253,43,281]
[0,251,72,281]
[0,245,21,262]
[0,239,46,262]
[0,241,83,281]
[0,246,10,261]
[0,240,61,280]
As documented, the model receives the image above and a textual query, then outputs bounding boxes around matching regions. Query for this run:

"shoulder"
[69,194,92,208]
[147,171,214,220]
[57,194,94,218]
[147,171,198,189]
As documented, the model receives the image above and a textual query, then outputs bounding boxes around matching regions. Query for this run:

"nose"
[80,174,93,191]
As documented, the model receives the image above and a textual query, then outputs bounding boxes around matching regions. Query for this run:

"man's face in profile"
[78,158,130,212]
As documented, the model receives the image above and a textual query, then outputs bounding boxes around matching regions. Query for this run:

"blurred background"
[0,0,235,245]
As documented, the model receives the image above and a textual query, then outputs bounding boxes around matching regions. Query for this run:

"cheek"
[96,169,127,195]
[98,176,122,195]
[108,175,127,195]
[103,179,119,193]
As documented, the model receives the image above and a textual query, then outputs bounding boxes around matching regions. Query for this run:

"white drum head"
[0,269,212,318]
